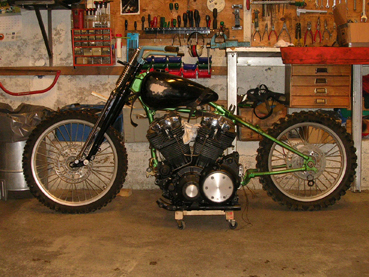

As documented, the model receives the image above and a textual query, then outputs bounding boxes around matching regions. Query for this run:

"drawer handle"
[316,67,328,74]
[314,88,327,94]
[315,99,327,105]
[315,78,327,84]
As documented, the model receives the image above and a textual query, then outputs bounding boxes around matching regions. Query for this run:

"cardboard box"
[337,23,369,47]
[334,3,369,47]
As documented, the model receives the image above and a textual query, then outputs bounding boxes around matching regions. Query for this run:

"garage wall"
[1,9,368,190]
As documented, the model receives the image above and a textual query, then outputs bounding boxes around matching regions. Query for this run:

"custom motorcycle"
[22,46,357,229]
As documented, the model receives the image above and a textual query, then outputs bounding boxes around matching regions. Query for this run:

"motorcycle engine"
[147,111,240,210]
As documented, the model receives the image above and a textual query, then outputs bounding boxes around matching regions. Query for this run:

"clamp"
[262,23,268,41]
[314,17,322,43]
[304,22,313,45]
[322,19,332,40]
[232,4,243,30]
[278,22,291,42]
[252,10,261,41]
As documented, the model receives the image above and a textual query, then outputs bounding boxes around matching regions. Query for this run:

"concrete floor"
[1,189,369,277]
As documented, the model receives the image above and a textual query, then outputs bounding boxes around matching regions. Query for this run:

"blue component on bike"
[140,71,218,110]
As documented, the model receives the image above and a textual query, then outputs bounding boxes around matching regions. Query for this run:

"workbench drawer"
[290,86,351,97]
[290,96,350,108]
[290,76,351,87]
[292,65,351,76]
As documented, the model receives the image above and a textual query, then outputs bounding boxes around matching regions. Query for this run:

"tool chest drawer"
[286,64,351,108]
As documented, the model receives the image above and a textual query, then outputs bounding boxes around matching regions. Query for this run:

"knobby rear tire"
[256,111,357,210]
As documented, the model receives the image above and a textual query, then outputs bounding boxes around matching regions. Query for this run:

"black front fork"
[73,54,143,167]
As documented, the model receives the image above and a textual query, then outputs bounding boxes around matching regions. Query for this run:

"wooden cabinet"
[285,64,351,108]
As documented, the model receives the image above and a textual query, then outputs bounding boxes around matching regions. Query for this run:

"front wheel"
[256,111,357,210]
[22,110,128,213]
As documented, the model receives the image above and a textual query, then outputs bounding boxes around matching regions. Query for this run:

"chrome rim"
[31,119,118,206]
[268,122,347,202]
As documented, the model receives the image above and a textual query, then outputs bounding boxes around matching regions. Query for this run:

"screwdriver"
[169,3,173,13]
[213,8,217,29]
[177,15,181,27]
[141,16,145,30]
[125,19,128,30]
[172,19,177,27]
[148,14,151,28]
[183,12,188,27]
[194,10,200,27]
[134,21,137,30]
[206,15,211,28]
[188,10,194,27]
[175,3,179,11]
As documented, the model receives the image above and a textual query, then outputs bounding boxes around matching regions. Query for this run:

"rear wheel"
[22,110,128,213]
[256,111,357,210]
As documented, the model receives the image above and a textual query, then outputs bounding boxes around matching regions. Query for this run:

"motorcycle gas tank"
[140,72,218,110]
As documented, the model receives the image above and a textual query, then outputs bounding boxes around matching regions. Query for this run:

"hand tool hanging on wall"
[322,20,332,40]
[213,8,218,29]
[252,10,261,41]
[141,16,145,30]
[194,10,200,27]
[304,22,313,45]
[268,12,277,41]
[361,0,367,22]
[232,4,243,30]
[125,19,128,30]
[294,22,302,46]
[296,8,327,16]
[206,15,211,28]
[262,23,268,40]
[314,17,321,43]
[148,14,151,28]
[177,15,181,27]
[188,10,194,27]
[183,13,188,27]
[326,0,329,8]
[278,22,291,42]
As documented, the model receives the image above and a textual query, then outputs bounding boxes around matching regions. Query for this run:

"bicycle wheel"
[22,110,127,213]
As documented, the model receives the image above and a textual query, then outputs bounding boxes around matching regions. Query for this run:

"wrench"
[362,0,367,22]
[321,0,324,8]
[315,0,319,8]
[326,0,329,8]
[333,0,336,8]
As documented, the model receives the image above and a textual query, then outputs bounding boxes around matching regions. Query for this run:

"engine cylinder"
[147,112,190,169]
[193,115,236,168]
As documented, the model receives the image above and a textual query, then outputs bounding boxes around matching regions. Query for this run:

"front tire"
[256,111,357,210]
[22,110,128,213]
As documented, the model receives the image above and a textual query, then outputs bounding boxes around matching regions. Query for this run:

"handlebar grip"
[164,46,179,53]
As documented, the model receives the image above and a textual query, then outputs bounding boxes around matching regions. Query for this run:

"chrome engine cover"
[202,171,234,203]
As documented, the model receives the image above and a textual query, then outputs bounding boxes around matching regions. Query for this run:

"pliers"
[304,22,313,45]
[262,23,268,41]
[322,19,332,40]
[278,22,291,42]
[314,17,322,43]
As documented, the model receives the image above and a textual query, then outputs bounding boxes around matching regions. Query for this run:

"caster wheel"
[229,220,238,230]
[177,220,186,230]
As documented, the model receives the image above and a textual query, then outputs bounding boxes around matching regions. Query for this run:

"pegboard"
[109,0,246,45]
[249,0,368,47]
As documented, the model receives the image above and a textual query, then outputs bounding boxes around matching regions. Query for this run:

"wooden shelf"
[0,66,227,76]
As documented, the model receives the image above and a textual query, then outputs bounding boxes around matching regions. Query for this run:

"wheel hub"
[287,143,326,179]
[53,144,92,183]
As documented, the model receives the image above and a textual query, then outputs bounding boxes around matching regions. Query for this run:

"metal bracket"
[232,4,243,30]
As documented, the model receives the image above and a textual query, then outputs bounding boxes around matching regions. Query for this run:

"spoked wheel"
[256,111,357,210]
[22,110,128,213]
